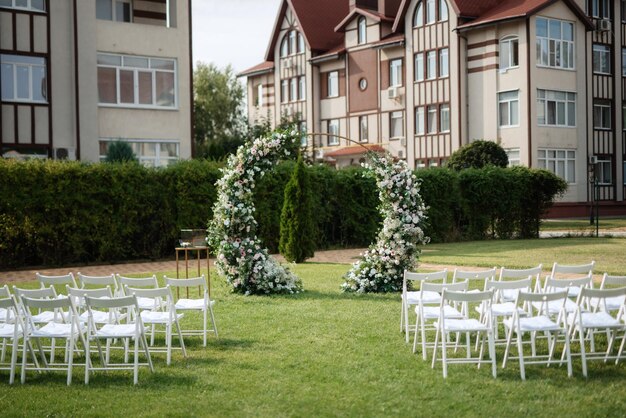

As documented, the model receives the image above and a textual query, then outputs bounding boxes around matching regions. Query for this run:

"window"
[538,149,576,183]
[623,48,626,76]
[99,139,179,167]
[0,0,45,11]
[593,44,611,74]
[591,0,611,19]
[506,148,521,166]
[96,0,131,22]
[427,105,437,133]
[327,71,339,97]
[426,0,435,24]
[1,54,47,102]
[97,53,176,108]
[536,17,574,69]
[280,37,289,57]
[358,17,367,45]
[596,156,613,185]
[426,51,436,79]
[390,59,402,87]
[500,36,519,70]
[499,91,519,127]
[390,111,404,139]
[289,31,297,56]
[298,32,305,53]
[413,1,423,27]
[415,53,424,81]
[280,30,304,56]
[623,0,626,22]
[439,0,448,22]
[359,116,368,142]
[537,89,576,127]
[256,84,263,107]
[593,100,611,129]
[281,80,288,103]
[290,78,297,102]
[439,104,450,132]
[439,48,448,77]
[415,106,425,134]
[327,120,339,145]
[299,76,305,100]
[299,121,307,146]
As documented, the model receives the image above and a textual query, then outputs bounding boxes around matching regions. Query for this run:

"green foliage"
[447,140,509,170]
[104,141,138,163]
[279,156,316,263]
[413,168,461,242]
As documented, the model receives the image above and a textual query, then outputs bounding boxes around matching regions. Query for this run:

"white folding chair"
[0,285,15,323]
[164,276,218,346]
[498,265,542,302]
[503,290,573,380]
[546,261,595,297]
[36,272,77,295]
[84,295,154,385]
[124,286,186,365]
[77,273,121,296]
[452,267,497,291]
[0,296,27,384]
[594,274,626,312]
[20,296,85,385]
[538,275,592,316]
[432,289,496,378]
[412,280,467,360]
[484,278,532,344]
[568,287,626,377]
[117,274,160,310]
[401,269,448,343]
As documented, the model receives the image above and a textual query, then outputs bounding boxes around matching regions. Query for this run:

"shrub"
[105,141,138,163]
[447,140,508,170]
[279,156,316,263]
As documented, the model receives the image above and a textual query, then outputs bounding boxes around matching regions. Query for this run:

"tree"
[279,155,316,263]
[105,141,137,163]
[447,140,508,170]
[193,63,246,160]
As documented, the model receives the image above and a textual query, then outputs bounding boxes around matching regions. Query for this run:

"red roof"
[325,144,386,157]
[238,61,274,77]
[335,7,395,32]
[453,0,503,18]
[371,33,405,48]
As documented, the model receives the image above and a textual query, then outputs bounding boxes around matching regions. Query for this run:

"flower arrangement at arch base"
[208,129,303,295]
[342,153,429,293]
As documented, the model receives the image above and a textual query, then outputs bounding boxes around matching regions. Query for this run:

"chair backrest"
[579,286,626,301]
[0,285,10,298]
[550,261,595,278]
[403,269,448,292]
[164,276,208,292]
[600,274,626,289]
[452,267,497,290]
[517,290,568,317]
[20,295,75,326]
[443,289,493,303]
[544,274,592,292]
[421,280,468,294]
[77,273,119,294]
[0,295,21,324]
[66,286,113,309]
[36,272,77,292]
[124,285,174,310]
[486,278,532,303]
[85,295,139,310]
[116,274,158,294]
[498,265,543,281]
[13,285,58,302]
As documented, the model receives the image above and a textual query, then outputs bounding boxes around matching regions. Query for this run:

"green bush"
[447,140,509,171]
[105,141,138,163]
[414,168,461,242]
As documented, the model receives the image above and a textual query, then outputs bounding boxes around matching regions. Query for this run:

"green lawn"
[420,237,626,275]
[541,217,626,231]
[2,256,626,417]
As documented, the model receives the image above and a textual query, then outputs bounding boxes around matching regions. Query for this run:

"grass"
[541,217,626,231]
[2,251,626,417]
[420,237,626,275]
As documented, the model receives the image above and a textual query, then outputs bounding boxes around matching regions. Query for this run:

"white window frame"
[390,111,404,139]
[357,16,367,45]
[0,0,45,12]
[536,17,575,70]
[593,101,612,129]
[415,53,424,82]
[500,36,519,70]
[415,106,425,135]
[327,71,339,97]
[427,105,437,133]
[390,59,403,87]
[97,53,177,109]
[99,138,180,167]
[537,89,576,127]
[498,90,520,128]
[0,54,47,103]
[439,48,449,78]
[506,148,521,166]
[359,116,368,142]
[593,44,611,75]
[327,119,339,145]
[538,149,576,184]
[426,50,436,80]
[439,103,450,132]
[596,156,613,185]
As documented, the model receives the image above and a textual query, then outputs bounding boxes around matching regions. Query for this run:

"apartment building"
[240,0,626,215]
[0,0,192,166]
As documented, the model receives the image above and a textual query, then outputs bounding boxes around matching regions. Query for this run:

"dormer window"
[357,16,367,45]
[280,30,305,57]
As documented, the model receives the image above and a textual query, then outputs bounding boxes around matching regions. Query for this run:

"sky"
[192,0,283,73]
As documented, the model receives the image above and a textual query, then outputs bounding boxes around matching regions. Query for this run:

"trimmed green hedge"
[0,159,565,268]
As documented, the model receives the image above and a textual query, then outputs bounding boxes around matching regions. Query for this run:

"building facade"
[240,0,626,215]
[0,0,193,166]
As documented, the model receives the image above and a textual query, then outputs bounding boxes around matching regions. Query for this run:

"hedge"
[0,159,565,268]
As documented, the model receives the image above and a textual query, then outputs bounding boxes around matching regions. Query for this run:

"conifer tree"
[279,155,315,263]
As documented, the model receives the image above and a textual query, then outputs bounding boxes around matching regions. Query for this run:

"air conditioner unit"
[398,150,404,158]
[589,155,598,165]
[596,19,611,31]
[387,87,399,99]
[54,147,76,161]
[315,149,324,159]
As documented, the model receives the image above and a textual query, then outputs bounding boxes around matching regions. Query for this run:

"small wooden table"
[175,246,211,297]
